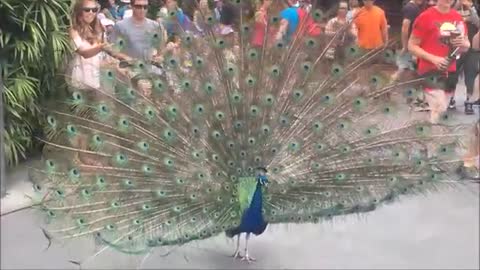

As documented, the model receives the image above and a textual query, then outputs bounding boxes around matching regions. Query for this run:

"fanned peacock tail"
[28,1,472,257]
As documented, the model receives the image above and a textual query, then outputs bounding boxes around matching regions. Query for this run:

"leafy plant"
[1,0,73,166]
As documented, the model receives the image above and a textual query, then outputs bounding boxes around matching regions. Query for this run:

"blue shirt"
[108,6,119,20]
[164,9,190,36]
[280,7,300,41]
[118,5,128,18]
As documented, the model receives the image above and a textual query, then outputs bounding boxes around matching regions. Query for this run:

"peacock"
[23,1,476,266]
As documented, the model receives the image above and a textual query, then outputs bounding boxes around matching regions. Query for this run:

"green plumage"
[26,0,474,263]
[238,177,258,213]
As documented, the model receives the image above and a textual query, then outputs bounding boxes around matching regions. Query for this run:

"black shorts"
[444,71,459,92]
[422,71,458,92]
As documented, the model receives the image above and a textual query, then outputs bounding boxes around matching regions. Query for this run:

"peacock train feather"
[26,0,473,263]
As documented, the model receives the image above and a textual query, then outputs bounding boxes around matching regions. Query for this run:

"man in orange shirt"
[354,0,389,50]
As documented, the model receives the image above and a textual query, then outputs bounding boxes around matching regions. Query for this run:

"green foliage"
[1,0,73,166]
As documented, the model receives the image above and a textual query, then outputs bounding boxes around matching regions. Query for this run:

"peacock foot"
[231,250,243,259]
[241,253,256,263]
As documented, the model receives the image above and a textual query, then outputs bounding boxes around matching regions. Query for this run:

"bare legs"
[232,234,242,259]
[241,233,256,263]
[424,89,450,124]
[231,233,256,263]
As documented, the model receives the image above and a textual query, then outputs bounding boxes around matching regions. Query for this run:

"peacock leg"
[231,234,243,259]
[241,233,256,263]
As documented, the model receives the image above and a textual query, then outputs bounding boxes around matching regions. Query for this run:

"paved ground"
[1,87,479,269]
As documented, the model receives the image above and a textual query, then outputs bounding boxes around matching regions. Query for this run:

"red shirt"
[251,7,276,47]
[411,7,466,75]
[251,7,267,47]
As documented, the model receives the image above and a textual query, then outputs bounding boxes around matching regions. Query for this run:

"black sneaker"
[448,98,456,110]
[465,101,474,115]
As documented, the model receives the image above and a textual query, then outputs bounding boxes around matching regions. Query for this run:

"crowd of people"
[395,0,479,120]
[69,0,391,87]
[68,0,478,170]
[399,0,479,171]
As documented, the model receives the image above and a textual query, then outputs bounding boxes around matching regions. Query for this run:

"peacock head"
[256,167,269,186]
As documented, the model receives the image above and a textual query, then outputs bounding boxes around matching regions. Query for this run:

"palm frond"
[2,0,73,166]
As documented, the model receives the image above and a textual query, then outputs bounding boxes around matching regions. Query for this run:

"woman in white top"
[69,0,109,90]
[192,0,211,35]
[324,1,358,60]
[69,0,111,166]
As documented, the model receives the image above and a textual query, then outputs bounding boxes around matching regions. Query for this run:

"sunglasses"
[133,4,148,9]
[82,7,99,13]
